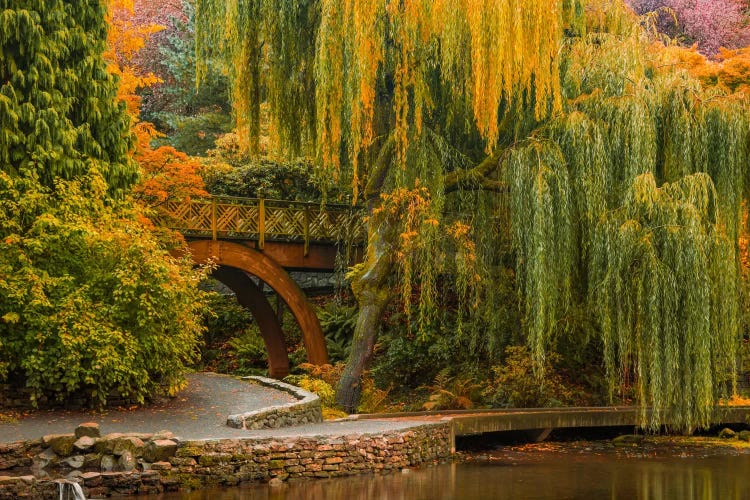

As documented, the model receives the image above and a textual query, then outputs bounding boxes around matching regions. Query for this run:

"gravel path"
[0,372,433,443]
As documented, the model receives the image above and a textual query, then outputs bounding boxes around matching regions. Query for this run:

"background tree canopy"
[197,0,750,431]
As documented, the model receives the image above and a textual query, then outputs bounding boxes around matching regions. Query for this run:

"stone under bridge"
[157,196,364,378]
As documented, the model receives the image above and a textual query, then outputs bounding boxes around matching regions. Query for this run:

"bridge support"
[188,240,329,375]
[212,267,290,378]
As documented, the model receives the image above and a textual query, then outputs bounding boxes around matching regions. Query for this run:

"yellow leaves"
[2,312,19,324]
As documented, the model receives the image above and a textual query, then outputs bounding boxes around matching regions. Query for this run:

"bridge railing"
[155,196,365,252]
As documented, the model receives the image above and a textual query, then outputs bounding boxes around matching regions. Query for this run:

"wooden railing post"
[303,206,310,257]
[211,199,217,241]
[258,198,265,250]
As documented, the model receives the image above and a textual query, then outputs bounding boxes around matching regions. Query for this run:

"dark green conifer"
[0,0,136,195]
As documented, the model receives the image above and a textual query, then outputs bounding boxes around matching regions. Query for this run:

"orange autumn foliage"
[653,42,750,93]
[105,0,207,206]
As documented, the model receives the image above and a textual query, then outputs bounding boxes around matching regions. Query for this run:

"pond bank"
[0,421,451,499]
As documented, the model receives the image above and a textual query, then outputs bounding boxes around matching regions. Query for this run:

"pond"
[135,440,750,499]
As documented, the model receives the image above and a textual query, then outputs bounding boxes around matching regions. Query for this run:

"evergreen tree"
[0,0,137,195]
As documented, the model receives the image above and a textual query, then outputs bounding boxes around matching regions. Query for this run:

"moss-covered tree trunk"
[335,217,394,413]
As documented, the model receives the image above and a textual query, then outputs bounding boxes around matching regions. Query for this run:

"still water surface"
[137,449,750,499]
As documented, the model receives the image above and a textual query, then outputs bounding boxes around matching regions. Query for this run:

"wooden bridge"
[157,196,365,379]
[353,406,750,450]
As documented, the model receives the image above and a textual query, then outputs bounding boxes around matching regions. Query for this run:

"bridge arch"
[188,240,328,377]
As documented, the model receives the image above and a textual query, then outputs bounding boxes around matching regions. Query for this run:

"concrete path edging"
[225,376,323,430]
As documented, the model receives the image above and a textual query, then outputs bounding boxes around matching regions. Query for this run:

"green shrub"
[0,173,207,407]
[202,133,350,202]
[319,303,357,363]
[483,346,581,408]
[422,368,485,411]
[226,327,268,376]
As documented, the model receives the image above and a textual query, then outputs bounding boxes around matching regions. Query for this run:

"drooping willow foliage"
[197,0,570,169]
[505,15,750,429]
[197,0,750,427]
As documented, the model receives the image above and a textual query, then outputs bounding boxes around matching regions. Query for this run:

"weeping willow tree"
[197,0,750,427]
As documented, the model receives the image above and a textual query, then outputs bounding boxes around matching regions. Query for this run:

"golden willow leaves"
[197,0,570,179]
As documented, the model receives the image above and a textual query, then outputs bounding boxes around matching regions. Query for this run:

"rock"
[112,437,145,457]
[42,434,76,457]
[719,428,737,439]
[117,450,136,472]
[81,472,102,487]
[75,422,101,439]
[100,455,115,472]
[612,434,644,447]
[64,455,85,469]
[150,461,171,471]
[83,453,102,469]
[152,431,175,441]
[143,439,178,463]
[401,468,411,474]
[268,477,284,487]
[33,448,58,470]
[73,436,97,452]
[739,430,750,442]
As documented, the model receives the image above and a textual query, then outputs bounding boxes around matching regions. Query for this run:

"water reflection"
[139,452,750,499]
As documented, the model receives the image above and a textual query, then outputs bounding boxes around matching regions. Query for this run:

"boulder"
[719,428,737,439]
[100,455,115,472]
[143,439,178,463]
[83,453,102,469]
[42,434,76,457]
[117,450,136,472]
[152,431,175,441]
[612,434,644,447]
[73,436,97,452]
[33,448,58,470]
[739,430,750,442]
[74,423,101,439]
[94,435,144,456]
[64,455,85,469]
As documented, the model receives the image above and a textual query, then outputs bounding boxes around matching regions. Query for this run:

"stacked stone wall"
[0,422,452,499]
[226,376,322,429]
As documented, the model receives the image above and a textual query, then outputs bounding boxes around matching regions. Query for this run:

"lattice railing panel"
[265,205,306,238]
[158,197,365,244]
[215,204,260,235]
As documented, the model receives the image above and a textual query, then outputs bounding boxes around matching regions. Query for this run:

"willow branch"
[444,149,508,194]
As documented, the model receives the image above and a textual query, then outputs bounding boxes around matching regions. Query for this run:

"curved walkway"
[0,373,298,442]
[0,373,430,443]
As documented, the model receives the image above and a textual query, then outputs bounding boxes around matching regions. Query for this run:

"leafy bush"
[483,346,582,408]
[285,363,389,414]
[318,303,357,363]
[202,133,350,202]
[226,328,268,376]
[201,289,254,353]
[0,172,207,407]
[422,369,485,411]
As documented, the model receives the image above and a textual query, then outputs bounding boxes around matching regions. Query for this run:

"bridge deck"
[352,406,750,448]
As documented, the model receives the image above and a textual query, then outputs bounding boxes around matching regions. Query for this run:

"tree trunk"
[335,220,394,413]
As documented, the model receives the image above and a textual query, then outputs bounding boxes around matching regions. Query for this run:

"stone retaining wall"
[226,376,323,429]
[0,385,136,411]
[0,422,452,499]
